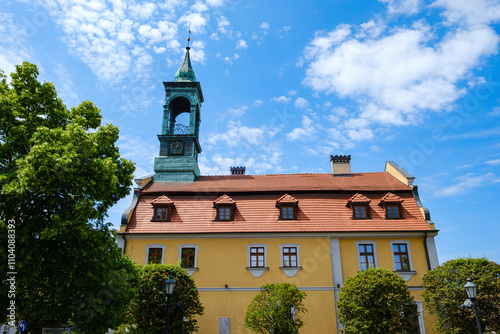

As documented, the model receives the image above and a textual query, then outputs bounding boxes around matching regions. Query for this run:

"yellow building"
[117,46,439,334]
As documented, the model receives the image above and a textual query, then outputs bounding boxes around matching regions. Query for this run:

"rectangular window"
[386,205,400,218]
[250,247,265,267]
[181,248,196,268]
[282,247,298,267]
[281,206,294,219]
[155,207,168,221]
[393,243,410,271]
[218,207,231,220]
[359,244,375,270]
[148,248,163,264]
[353,205,367,219]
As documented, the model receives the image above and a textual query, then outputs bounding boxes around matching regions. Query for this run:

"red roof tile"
[141,172,411,194]
[381,192,404,203]
[276,194,298,206]
[214,194,235,206]
[151,195,174,205]
[125,191,431,234]
[347,193,371,204]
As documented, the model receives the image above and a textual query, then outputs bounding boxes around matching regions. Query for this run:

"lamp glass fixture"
[165,275,176,296]
[464,278,477,299]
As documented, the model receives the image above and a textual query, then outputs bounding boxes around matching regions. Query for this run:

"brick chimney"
[330,155,351,177]
[230,166,246,175]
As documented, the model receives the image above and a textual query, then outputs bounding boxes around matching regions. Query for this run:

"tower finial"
[187,29,191,49]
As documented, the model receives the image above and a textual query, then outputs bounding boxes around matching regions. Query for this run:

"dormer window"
[347,193,371,219]
[281,206,295,220]
[217,207,232,220]
[151,195,174,222]
[380,192,404,219]
[276,194,298,220]
[214,194,236,221]
[386,205,400,218]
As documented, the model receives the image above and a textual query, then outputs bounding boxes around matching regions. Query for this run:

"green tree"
[337,268,418,334]
[0,62,138,333]
[422,257,500,334]
[128,264,204,334]
[244,282,307,334]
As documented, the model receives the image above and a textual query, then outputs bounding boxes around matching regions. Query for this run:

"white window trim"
[178,244,199,276]
[246,243,268,278]
[279,243,301,277]
[145,244,166,265]
[355,240,379,271]
[389,240,416,281]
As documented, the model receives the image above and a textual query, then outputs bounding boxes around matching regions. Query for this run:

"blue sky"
[1,0,500,264]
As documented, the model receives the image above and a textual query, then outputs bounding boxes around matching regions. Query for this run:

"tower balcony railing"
[167,124,189,135]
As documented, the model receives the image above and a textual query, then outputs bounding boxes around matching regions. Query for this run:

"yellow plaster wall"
[126,236,334,288]
[125,235,436,333]
[198,290,337,334]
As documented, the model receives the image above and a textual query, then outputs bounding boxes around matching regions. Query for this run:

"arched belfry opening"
[167,97,191,135]
[154,45,204,182]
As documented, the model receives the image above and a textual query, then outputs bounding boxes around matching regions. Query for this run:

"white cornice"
[120,231,438,240]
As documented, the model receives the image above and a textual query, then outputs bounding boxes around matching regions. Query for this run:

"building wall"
[124,234,437,333]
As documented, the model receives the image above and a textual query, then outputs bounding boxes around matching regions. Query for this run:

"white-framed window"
[178,244,199,276]
[145,244,166,265]
[355,240,379,271]
[389,240,416,281]
[279,243,301,277]
[415,301,426,334]
[246,243,268,278]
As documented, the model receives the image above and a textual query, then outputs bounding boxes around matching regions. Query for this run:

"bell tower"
[153,43,204,182]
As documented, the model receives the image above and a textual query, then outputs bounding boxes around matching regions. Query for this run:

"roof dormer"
[276,194,298,220]
[214,194,236,221]
[380,192,404,219]
[347,193,371,219]
[151,195,175,222]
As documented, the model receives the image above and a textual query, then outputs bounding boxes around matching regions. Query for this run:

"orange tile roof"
[125,172,431,234]
[141,172,411,194]
[276,194,298,206]
[381,192,404,203]
[214,194,235,206]
[151,195,174,205]
[348,193,371,204]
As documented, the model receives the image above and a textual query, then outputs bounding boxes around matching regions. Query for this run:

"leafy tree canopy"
[0,62,138,333]
[244,282,307,334]
[422,257,500,334]
[337,268,418,334]
[124,264,204,334]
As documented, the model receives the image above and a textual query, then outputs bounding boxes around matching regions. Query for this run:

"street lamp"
[463,278,483,334]
[164,275,176,334]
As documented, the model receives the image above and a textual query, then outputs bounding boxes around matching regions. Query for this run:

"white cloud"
[271,96,291,104]
[260,22,270,30]
[288,89,297,96]
[286,115,316,141]
[437,173,500,197]
[379,0,421,15]
[207,120,279,148]
[178,12,207,33]
[486,159,500,166]
[488,106,500,117]
[294,97,310,109]
[236,39,248,49]
[254,99,263,107]
[302,1,500,139]
[206,0,227,7]
[227,105,248,117]
[279,25,292,38]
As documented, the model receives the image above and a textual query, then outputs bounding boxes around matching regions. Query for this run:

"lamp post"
[164,275,176,334]
[463,278,483,334]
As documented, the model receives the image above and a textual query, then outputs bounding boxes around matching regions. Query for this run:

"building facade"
[117,46,439,334]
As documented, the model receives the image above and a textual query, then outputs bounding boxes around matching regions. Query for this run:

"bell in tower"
[153,43,204,182]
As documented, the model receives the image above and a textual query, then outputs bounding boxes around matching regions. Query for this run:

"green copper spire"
[174,47,196,82]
